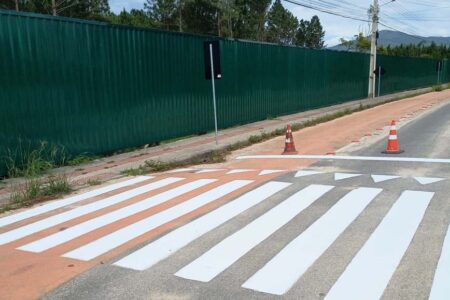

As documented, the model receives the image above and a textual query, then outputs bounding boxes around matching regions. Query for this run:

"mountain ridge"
[330,30,450,51]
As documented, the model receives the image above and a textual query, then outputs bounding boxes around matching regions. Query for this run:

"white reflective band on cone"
[389,135,398,140]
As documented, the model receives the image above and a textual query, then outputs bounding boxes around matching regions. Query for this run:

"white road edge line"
[236,155,450,164]
[325,191,433,300]
[0,176,152,228]
[242,187,383,296]
[63,180,253,261]
[114,181,291,271]
[18,179,216,253]
[175,184,334,282]
[0,177,184,245]
[429,223,450,300]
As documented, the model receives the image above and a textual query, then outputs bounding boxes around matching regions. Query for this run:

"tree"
[354,32,370,52]
[182,0,218,35]
[305,15,324,48]
[144,0,179,31]
[266,0,298,45]
[295,16,325,49]
[110,9,155,28]
[234,0,271,41]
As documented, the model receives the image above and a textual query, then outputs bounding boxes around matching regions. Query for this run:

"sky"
[109,0,450,46]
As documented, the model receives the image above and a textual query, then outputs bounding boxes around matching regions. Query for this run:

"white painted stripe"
[258,170,284,176]
[325,191,433,300]
[114,181,291,271]
[226,169,255,174]
[414,177,445,185]
[242,187,382,295]
[388,135,398,140]
[295,170,322,178]
[196,169,224,174]
[18,179,215,252]
[429,223,450,300]
[0,176,151,228]
[334,173,362,181]
[0,177,184,245]
[63,180,252,261]
[168,168,196,173]
[236,155,450,164]
[371,175,400,183]
[176,185,334,282]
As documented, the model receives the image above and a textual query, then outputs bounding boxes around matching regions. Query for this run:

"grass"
[433,85,444,92]
[2,175,72,213]
[87,178,102,186]
[3,140,99,179]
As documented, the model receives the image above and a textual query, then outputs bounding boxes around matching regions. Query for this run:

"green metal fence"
[0,10,448,177]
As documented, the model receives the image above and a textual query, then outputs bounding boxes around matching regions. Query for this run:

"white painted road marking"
[334,173,361,181]
[429,223,450,300]
[114,181,291,271]
[175,185,334,282]
[325,191,433,300]
[63,180,252,261]
[196,169,224,174]
[258,170,284,176]
[242,187,382,295]
[0,176,151,228]
[18,179,215,253]
[294,170,322,178]
[0,177,184,245]
[226,169,255,174]
[371,175,400,183]
[236,155,450,164]
[414,177,445,185]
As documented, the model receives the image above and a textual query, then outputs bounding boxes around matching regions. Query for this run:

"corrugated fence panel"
[378,54,442,96]
[0,10,449,177]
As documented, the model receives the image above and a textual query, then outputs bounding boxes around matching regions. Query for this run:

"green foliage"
[8,175,71,209]
[295,16,325,49]
[2,0,111,21]
[182,0,219,35]
[266,0,298,45]
[3,0,326,47]
[5,141,67,178]
[378,42,450,60]
[339,32,370,53]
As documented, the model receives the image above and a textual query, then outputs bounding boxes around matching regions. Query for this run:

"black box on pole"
[203,40,222,80]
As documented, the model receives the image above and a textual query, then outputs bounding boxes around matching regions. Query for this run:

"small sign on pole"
[203,41,221,145]
[374,66,386,97]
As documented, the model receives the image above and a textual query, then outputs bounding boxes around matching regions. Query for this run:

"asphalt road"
[44,102,450,300]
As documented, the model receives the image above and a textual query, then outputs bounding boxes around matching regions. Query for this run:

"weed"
[67,154,99,166]
[5,141,66,178]
[87,178,102,186]
[42,175,72,196]
[7,175,71,210]
[120,167,146,176]
[432,85,443,92]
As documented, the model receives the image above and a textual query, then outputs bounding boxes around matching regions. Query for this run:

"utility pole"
[15,0,19,11]
[368,0,379,98]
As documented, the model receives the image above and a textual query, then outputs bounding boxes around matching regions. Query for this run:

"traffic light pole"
[368,0,379,98]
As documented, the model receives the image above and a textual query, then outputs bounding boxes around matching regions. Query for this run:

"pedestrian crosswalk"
[0,172,448,298]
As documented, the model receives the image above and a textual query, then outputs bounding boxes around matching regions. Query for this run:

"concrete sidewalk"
[0,86,447,205]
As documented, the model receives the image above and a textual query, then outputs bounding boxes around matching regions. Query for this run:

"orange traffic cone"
[282,124,297,154]
[382,120,404,154]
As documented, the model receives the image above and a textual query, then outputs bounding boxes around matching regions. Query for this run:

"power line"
[283,0,370,23]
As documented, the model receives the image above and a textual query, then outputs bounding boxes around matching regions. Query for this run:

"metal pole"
[368,0,379,98]
[437,62,441,85]
[209,43,219,145]
[377,66,381,97]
